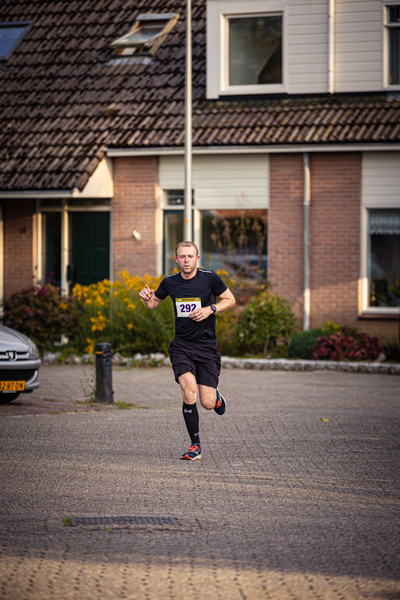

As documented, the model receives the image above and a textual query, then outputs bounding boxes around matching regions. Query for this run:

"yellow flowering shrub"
[73,271,174,355]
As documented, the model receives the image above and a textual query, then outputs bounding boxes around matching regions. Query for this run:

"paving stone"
[0,366,399,599]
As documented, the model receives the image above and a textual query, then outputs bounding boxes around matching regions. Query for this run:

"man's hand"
[139,285,154,303]
[189,306,213,321]
[139,285,163,310]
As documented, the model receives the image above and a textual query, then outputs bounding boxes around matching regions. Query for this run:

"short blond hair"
[175,241,199,256]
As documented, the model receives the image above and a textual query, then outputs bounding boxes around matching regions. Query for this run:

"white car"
[0,325,41,403]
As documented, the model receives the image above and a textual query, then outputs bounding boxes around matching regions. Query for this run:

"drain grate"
[69,516,176,527]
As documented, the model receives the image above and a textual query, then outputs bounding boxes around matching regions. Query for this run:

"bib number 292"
[175,298,201,317]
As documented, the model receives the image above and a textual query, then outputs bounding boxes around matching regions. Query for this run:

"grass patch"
[50,411,62,414]
[114,401,133,409]
[113,401,149,410]
[62,518,72,527]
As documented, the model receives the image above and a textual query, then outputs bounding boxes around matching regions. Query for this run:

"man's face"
[175,246,199,276]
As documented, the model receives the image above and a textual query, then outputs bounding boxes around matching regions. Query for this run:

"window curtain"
[369,209,400,235]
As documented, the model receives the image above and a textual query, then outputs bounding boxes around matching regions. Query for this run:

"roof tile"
[0,0,399,191]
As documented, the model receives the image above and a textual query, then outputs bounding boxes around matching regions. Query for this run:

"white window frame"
[361,205,400,315]
[361,151,400,315]
[158,190,201,275]
[383,1,400,90]
[206,0,287,99]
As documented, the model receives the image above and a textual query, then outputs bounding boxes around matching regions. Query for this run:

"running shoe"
[214,389,226,415]
[180,443,201,461]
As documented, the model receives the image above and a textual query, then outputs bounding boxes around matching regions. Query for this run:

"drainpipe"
[303,153,311,331]
[328,0,335,94]
[61,199,68,296]
[184,0,192,241]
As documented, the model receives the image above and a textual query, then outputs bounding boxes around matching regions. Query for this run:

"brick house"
[0,0,399,343]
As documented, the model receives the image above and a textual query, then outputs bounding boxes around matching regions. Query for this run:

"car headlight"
[28,339,39,357]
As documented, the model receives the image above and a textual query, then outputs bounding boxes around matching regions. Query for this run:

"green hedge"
[288,322,342,359]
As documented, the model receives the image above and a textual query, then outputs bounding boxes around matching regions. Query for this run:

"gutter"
[106,143,400,158]
[0,189,77,199]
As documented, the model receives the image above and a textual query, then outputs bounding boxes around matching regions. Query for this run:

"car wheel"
[0,392,21,404]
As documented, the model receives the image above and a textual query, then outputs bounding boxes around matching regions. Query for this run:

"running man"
[139,241,236,461]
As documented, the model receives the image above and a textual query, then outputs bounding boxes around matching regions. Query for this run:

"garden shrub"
[382,342,400,362]
[216,308,241,356]
[312,328,385,361]
[2,284,80,351]
[236,287,297,356]
[73,271,175,355]
[287,321,342,359]
[215,273,260,356]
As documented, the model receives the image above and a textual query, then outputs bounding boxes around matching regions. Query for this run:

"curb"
[221,357,400,374]
[42,352,400,375]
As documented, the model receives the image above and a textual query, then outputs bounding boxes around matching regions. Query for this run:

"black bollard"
[95,343,113,404]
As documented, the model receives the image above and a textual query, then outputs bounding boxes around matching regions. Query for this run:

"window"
[162,190,194,274]
[207,0,286,98]
[162,194,268,280]
[111,13,179,57]
[201,209,267,279]
[228,15,282,86]
[385,4,400,86]
[368,209,400,308]
[0,22,31,61]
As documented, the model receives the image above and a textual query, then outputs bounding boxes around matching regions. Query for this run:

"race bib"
[176,297,201,317]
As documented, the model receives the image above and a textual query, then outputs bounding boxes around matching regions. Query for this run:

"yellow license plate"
[0,381,25,392]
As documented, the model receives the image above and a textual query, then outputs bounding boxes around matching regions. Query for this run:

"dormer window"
[0,21,32,61]
[207,1,286,99]
[111,13,179,57]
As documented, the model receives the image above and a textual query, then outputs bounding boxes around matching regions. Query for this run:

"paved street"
[0,365,399,599]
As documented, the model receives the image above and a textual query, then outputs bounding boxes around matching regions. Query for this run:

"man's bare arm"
[189,288,236,322]
[215,288,236,314]
[139,285,163,310]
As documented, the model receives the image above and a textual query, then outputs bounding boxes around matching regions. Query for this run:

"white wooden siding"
[362,152,400,208]
[284,0,329,94]
[207,0,386,97]
[335,0,382,92]
[159,154,269,209]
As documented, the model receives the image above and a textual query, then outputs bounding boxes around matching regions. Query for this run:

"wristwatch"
[211,305,217,315]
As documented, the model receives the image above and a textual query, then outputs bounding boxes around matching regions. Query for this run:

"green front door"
[70,212,110,286]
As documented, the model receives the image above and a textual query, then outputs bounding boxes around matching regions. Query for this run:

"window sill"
[219,84,286,96]
[384,85,400,92]
[359,312,400,320]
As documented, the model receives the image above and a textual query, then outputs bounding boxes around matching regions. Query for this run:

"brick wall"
[268,154,304,320]
[112,156,158,278]
[268,151,398,344]
[1,199,36,300]
[309,153,361,330]
[357,319,398,346]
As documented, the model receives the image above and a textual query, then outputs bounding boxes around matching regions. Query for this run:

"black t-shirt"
[154,268,228,347]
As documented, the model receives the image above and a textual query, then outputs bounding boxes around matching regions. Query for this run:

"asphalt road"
[0,365,399,599]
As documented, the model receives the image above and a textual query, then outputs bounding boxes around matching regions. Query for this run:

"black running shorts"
[168,338,221,388]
